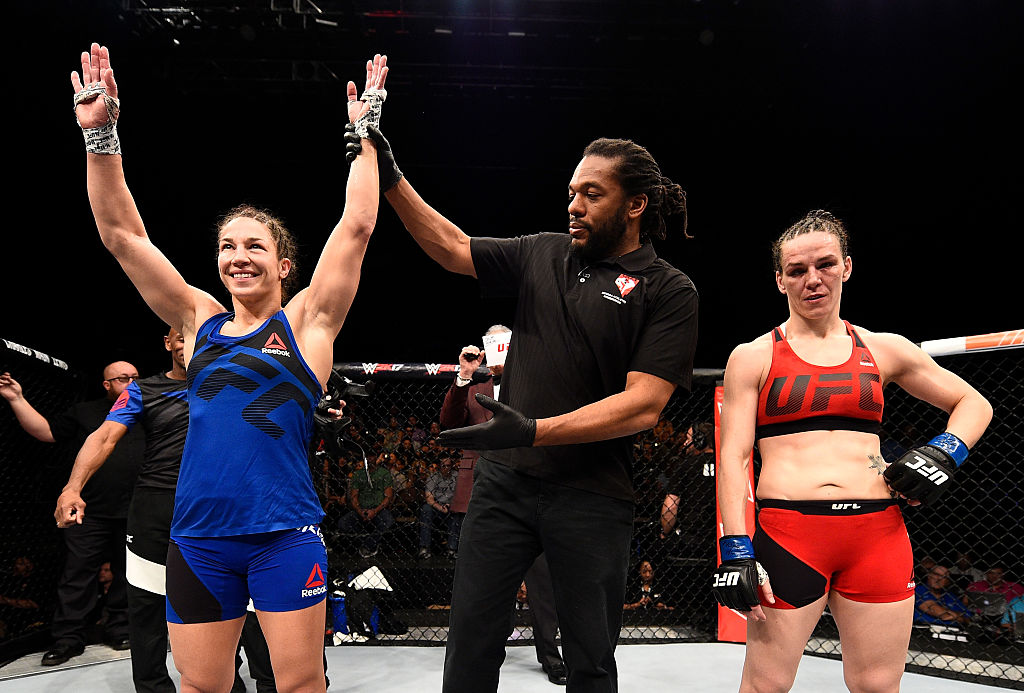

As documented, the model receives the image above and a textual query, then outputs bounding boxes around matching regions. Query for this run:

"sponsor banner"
[714,384,756,644]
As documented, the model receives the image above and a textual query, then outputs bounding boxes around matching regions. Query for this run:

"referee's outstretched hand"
[437,394,536,450]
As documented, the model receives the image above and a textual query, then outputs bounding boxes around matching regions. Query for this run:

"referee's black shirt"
[470,232,698,501]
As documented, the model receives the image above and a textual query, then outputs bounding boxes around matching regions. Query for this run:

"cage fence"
[1,338,1021,688]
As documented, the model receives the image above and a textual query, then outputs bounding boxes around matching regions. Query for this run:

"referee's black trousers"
[442,459,633,693]
[52,517,129,647]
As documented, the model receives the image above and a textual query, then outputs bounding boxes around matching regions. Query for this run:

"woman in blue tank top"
[71,43,388,693]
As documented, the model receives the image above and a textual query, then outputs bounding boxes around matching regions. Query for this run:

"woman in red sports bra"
[714,210,991,693]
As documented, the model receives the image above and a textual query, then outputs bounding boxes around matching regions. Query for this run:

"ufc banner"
[714,384,756,643]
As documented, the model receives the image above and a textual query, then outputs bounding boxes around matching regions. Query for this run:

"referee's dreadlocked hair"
[582,138,689,243]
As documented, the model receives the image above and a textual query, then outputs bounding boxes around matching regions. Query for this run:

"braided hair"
[217,204,300,301]
[581,138,689,243]
[772,210,849,273]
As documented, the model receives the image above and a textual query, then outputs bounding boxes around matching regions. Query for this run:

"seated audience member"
[660,422,716,554]
[0,555,46,639]
[949,550,985,591]
[387,453,417,516]
[968,565,1024,603]
[418,455,461,559]
[623,560,674,623]
[407,415,428,447]
[914,565,972,627]
[914,555,938,583]
[381,416,403,452]
[1002,594,1024,639]
[338,452,395,558]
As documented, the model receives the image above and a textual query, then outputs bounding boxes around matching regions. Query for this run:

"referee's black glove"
[344,123,403,192]
[437,394,536,450]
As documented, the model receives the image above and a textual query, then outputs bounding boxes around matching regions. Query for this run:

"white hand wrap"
[353,87,386,138]
[73,84,121,155]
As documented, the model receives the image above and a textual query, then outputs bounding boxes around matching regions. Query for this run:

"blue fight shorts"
[166,525,328,624]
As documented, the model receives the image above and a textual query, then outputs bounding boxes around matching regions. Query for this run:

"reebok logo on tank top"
[262,332,291,357]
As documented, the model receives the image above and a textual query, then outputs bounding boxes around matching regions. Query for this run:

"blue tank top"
[172,310,325,537]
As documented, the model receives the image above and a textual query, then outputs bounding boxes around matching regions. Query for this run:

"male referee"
[347,128,697,692]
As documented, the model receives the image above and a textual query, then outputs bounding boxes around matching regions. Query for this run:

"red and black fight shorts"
[753,499,915,609]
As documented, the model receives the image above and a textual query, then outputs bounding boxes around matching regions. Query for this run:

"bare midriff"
[756,429,893,501]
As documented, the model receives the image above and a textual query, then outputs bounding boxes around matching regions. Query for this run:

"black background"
[5,0,1021,395]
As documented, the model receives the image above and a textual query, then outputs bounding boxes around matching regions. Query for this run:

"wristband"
[928,432,969,468]
[455,375,472,387]
[719,535,754,561]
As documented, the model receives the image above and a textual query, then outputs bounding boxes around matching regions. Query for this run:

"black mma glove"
[883,432,968,506]
[437,394,536,450]
[344,123,403,192]
[712,535,767,611]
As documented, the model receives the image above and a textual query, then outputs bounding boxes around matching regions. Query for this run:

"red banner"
[714,384,756,643]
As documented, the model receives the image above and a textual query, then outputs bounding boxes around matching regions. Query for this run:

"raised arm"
[0,373,55,442]
[343,125,476,276]
[290,55,386,381]
[385,177,476,277]
[72,43,221,335]
[54,420,129,527]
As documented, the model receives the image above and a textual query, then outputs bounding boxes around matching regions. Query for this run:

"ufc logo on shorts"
[713,573,739,588]
[906,454,949,485]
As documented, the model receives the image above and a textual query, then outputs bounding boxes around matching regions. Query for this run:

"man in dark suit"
[440,326,567,685]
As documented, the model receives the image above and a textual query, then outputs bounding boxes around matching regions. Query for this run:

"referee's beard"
[570,204,630,262]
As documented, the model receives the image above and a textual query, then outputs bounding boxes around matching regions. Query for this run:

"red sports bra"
[755,321,884,440]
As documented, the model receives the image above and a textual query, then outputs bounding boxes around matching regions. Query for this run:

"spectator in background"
[399,436,418,460]
[0,555,46,640]
[387,452,418,516]
[85,561,115,641]
[1002,594,1024,639]
[968,565,1024,602]
[440,326,510,521]
[381,416,403,452]
[317,441,350,532]
[914,565,972,627]
[418,454,461,559]
[623,560,674,625]
[408,414,428,447]
[339,452,395,558]
[949,551,985,592]
[660,422,716,554]
[915,555,938,584]
[1,365,143,665]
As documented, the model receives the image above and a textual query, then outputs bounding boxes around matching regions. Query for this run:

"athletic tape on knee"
[353,87,386,138]
[73,84,121,155]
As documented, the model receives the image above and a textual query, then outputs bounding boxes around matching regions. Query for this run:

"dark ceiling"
[5,0,1021,386]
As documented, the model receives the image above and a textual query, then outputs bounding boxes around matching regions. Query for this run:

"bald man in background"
[2,361,144,665]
